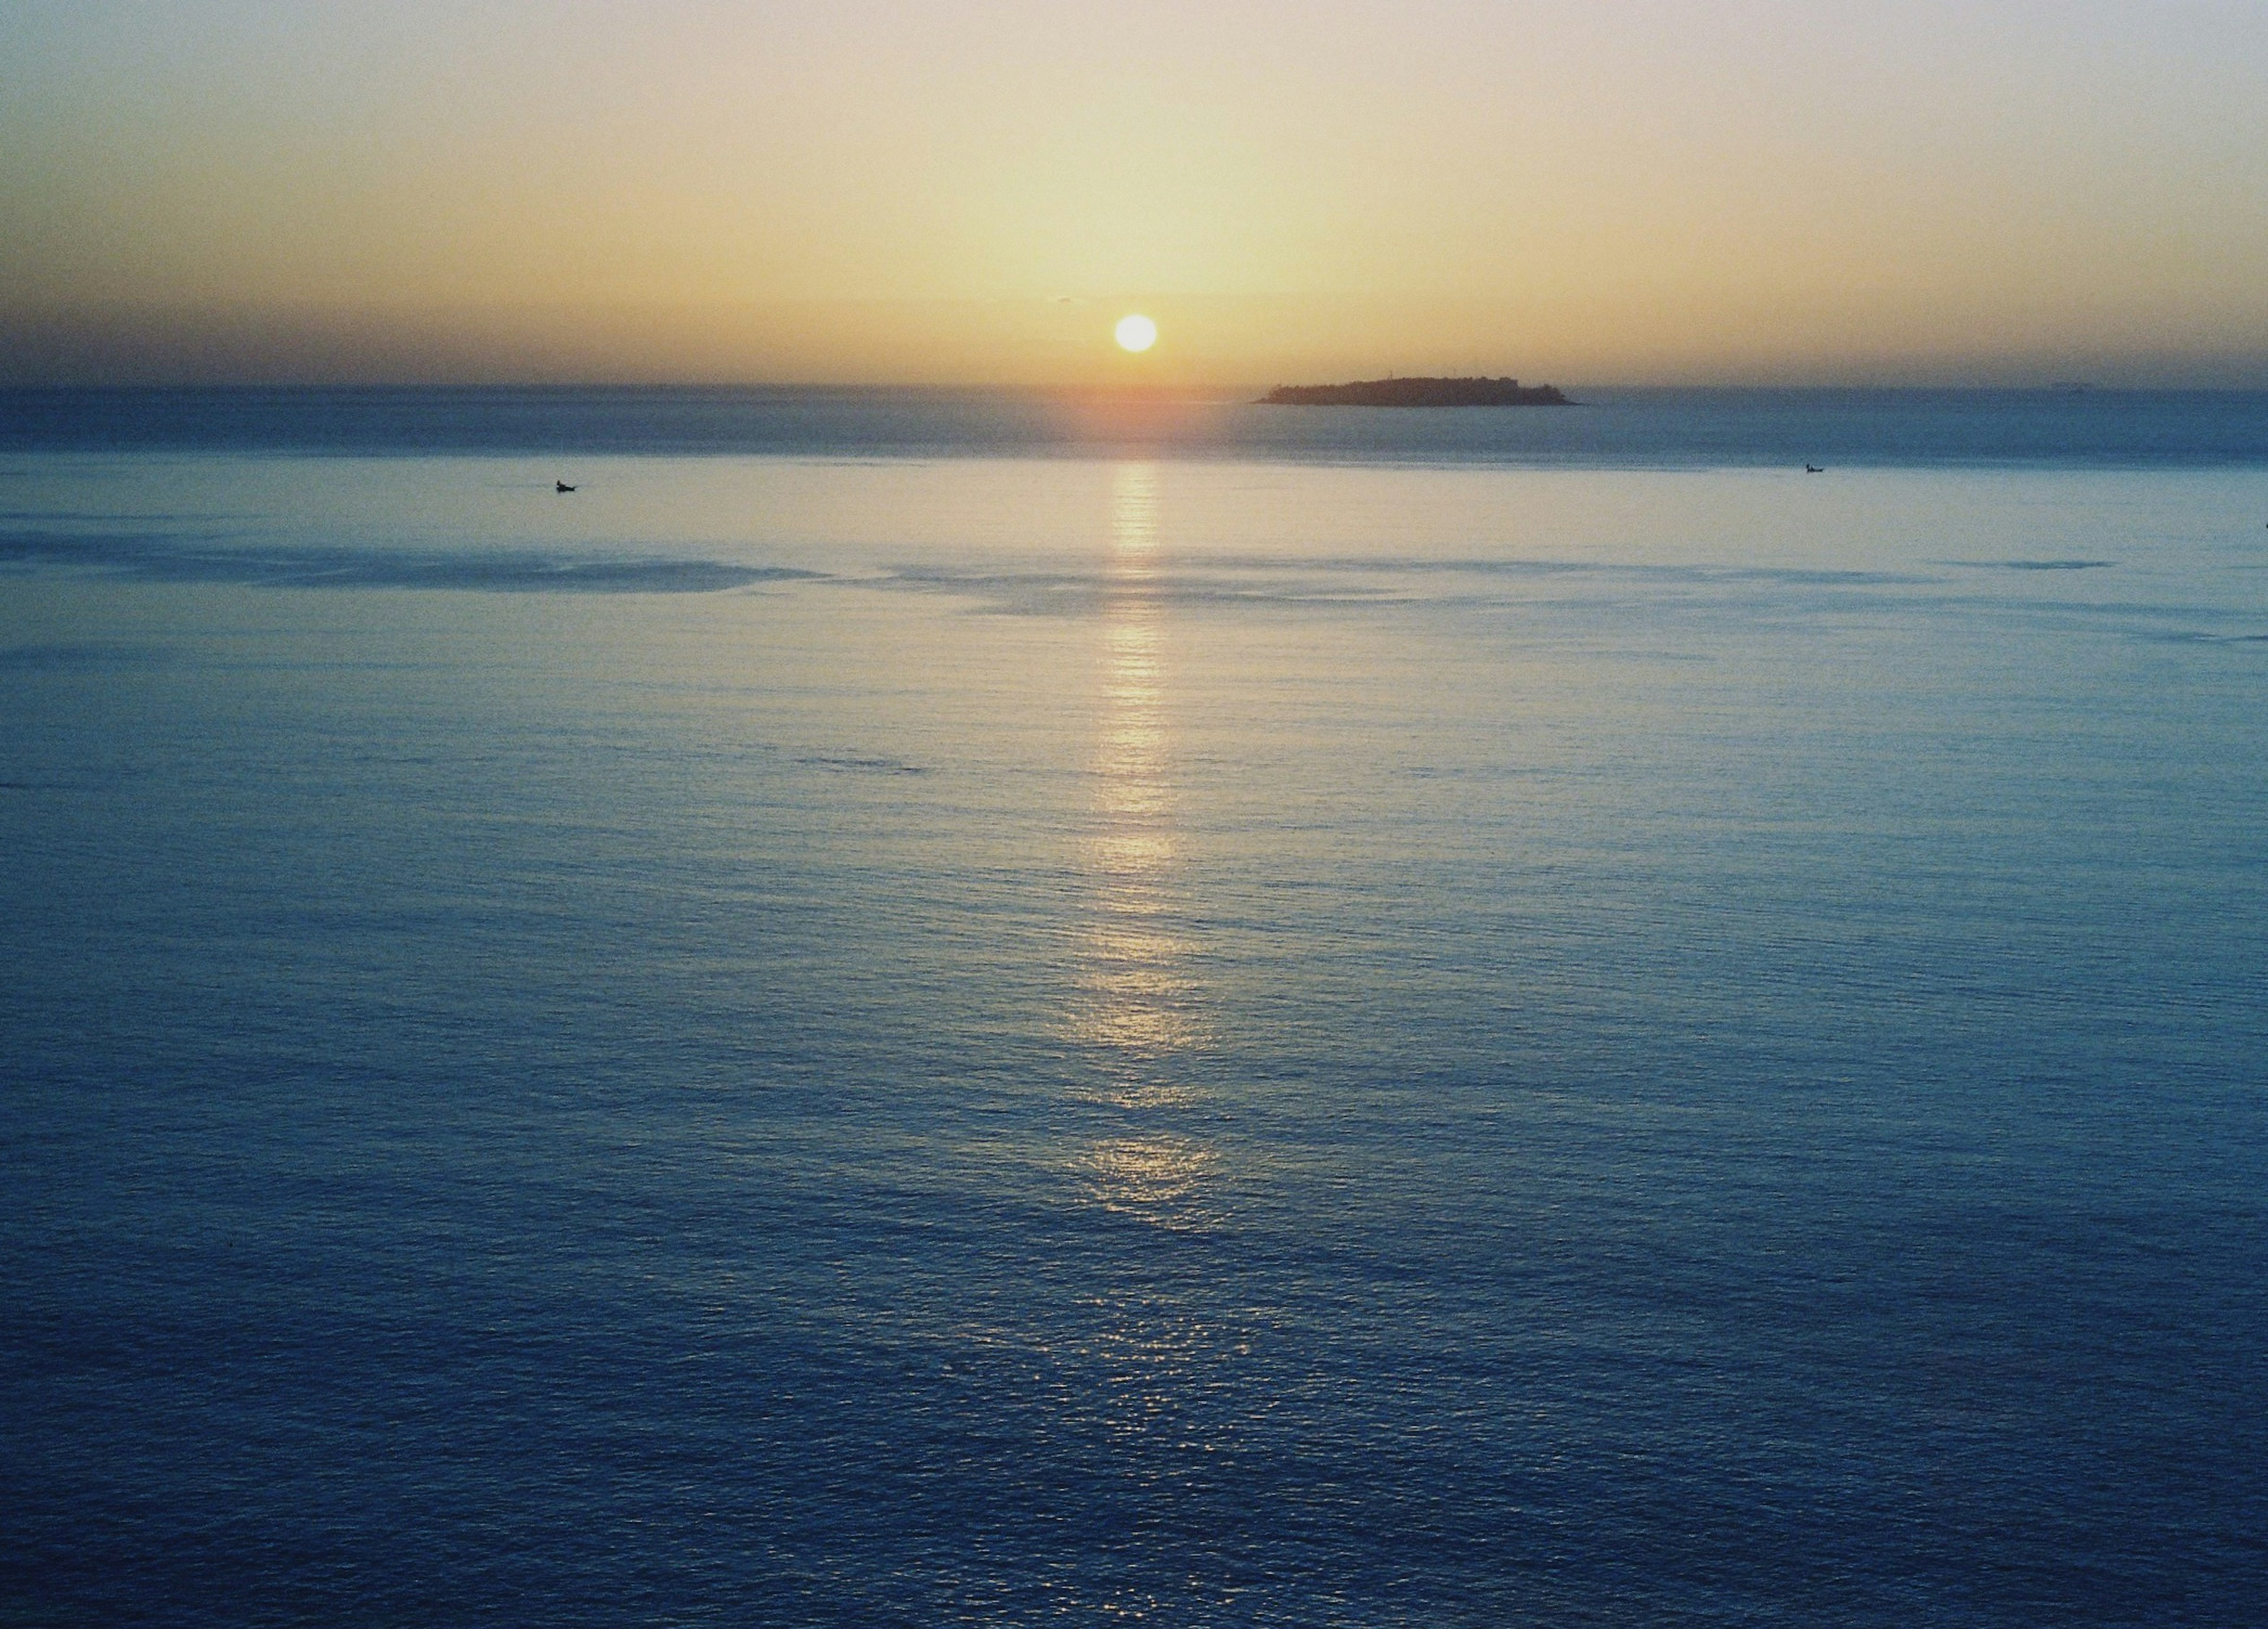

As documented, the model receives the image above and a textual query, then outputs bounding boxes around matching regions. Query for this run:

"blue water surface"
[5,383,2268,467]
[3,392,2266,1625]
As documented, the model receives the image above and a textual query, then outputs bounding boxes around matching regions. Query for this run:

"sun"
[1115,314,1158,353]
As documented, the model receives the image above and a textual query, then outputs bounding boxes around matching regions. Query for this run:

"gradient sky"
[4,0,2265,385]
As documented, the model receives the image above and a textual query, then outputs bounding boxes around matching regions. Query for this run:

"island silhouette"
[1260,376,1572,406]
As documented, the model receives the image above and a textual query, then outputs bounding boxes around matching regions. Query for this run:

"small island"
[1259,376,1573,407]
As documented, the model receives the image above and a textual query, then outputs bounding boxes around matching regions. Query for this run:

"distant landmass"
[1259,376,1573,407]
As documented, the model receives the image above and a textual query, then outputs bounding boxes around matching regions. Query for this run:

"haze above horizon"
[5,1,2266,387]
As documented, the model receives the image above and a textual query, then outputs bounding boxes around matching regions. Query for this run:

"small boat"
[1804,464,1824,474]
[555,480,577,493]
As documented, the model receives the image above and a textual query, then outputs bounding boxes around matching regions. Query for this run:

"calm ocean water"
[4,389,2266,1625]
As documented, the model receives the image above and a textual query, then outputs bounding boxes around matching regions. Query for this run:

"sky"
[4,0,2266,387]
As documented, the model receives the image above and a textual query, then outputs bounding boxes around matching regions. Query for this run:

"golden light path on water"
[1074,462,1219,1233]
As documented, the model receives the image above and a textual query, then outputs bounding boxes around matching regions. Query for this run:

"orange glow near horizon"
[5,2,2267,385]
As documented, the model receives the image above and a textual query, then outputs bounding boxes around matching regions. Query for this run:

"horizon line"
[10,377,2268,394]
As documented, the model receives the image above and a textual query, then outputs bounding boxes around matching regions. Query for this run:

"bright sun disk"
[1115,314,1158,353]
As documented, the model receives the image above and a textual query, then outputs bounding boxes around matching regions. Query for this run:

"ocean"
[4,388,2266,1625]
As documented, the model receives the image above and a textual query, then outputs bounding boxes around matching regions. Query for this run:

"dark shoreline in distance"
[1260,376,1574,407]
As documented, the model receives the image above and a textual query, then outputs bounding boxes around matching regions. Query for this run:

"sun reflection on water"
[1079,1132,1219,1230]
[1074,462,1205,1073]
[1068,462,1227,1234]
